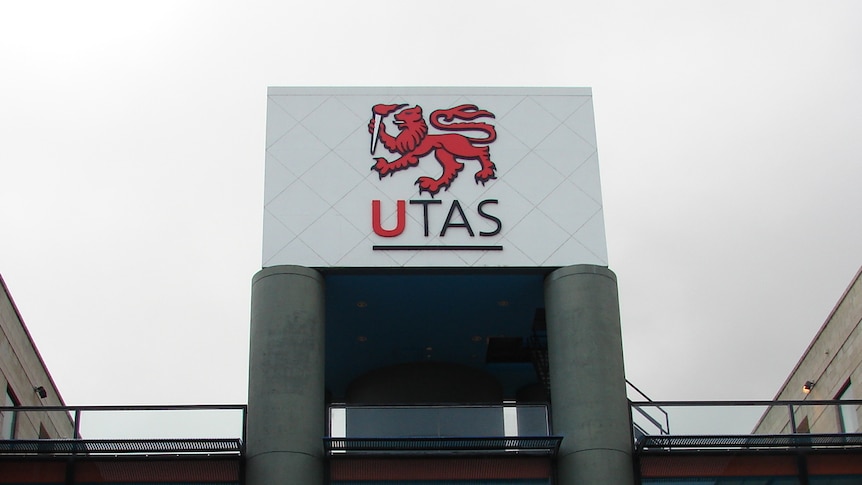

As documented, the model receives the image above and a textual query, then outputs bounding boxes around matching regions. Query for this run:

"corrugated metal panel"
[0,439,242,455]
[75,458,241,482]
[330,456,551,481]
[324,436,561,455]
[0,457,240,484]
[637,433,862,451]
[808,453,862,475]
[639,454,799,478]
[0,460,65,484]
[332,481,550,485]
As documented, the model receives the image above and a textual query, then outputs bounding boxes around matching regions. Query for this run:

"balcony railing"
[326,404,560,455]
[630,400,862,483]
[0,404,247,455]
[328,403,549,438]
[0,405,247,485]
[630,399,862,446]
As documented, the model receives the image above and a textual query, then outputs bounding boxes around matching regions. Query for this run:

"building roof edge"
[0,273,68,406]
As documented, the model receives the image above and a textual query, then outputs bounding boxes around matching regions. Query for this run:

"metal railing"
[636,432,862,452]
[630,399,862,438]
[0,404,247,455]
[627,379,670,437]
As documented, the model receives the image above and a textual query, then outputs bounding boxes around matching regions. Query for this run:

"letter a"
[440,200,475,237]
[372,200,406,237]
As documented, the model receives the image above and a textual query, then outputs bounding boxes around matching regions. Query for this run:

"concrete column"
[545,265,633,485]
[247,265,325,485]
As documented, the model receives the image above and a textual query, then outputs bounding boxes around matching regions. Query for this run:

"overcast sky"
[1,1,861,411]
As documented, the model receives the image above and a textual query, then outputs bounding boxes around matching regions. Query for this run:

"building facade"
[754,266,862,434]
[3,88,861,485]
[247,87,633,485]
[0,274,73,441]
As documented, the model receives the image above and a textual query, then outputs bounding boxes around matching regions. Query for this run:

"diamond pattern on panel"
[269,95,329,123]
[378,166,442,198]
[447,248,489,267]
[333,123,375,165]
[461,95,526,119]
[338,240,400,266]
[336,96,393,121]
[475,242,535,267]
[268,124,331,178]
[263,153,294,205]
[303,152,366,206]
[332,179,394,235]
[546,238,603,266]
[268,238,328,267]
[266,180,329,235]
[505,209,571,265]
[411,95,467,114]
[440,175,495,208]
[464,179,533,238]
[539,180,602,235]
[497,97,561,149]
[375,246,417,266]
[298,211,367,265]
[373,163,440,201]
[301,97,363,150]
[571,153,603,203]
[480,126,530,179]
[262,210,297,266]
[263,88,607,268]
[504,153,565,205]
[404,249,474,267]
[533,125,596,177]
[565,98,597,147]
[574,210,608,263]
[532,95,590,123]
[265,98,298,148]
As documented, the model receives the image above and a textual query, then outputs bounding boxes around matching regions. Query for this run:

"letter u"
[372,200,406,237]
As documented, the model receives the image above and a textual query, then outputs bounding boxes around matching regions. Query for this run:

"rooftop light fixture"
[802,381,815,394]
[34,386,47,399]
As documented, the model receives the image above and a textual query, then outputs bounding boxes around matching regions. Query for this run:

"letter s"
[478,199,502,237]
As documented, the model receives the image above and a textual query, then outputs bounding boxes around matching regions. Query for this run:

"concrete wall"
[0,275,73,439]
[754,267,862,434]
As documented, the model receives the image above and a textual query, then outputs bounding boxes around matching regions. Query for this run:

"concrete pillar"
[247,265,325,485]
[544,265,633,485]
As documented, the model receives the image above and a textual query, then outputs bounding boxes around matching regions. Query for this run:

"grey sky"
[1,1,860,406]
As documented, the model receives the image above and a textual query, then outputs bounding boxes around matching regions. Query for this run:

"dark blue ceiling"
[323,269,550,401]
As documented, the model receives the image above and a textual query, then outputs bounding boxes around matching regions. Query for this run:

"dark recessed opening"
[486,337,530,363]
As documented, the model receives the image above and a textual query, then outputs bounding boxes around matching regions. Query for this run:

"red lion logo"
[369,103,497,196]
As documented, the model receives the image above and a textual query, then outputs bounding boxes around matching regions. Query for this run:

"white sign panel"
[263,87,607,268]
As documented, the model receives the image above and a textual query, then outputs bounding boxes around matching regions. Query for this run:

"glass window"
[838,380,859,433]
[1,386,17,439]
